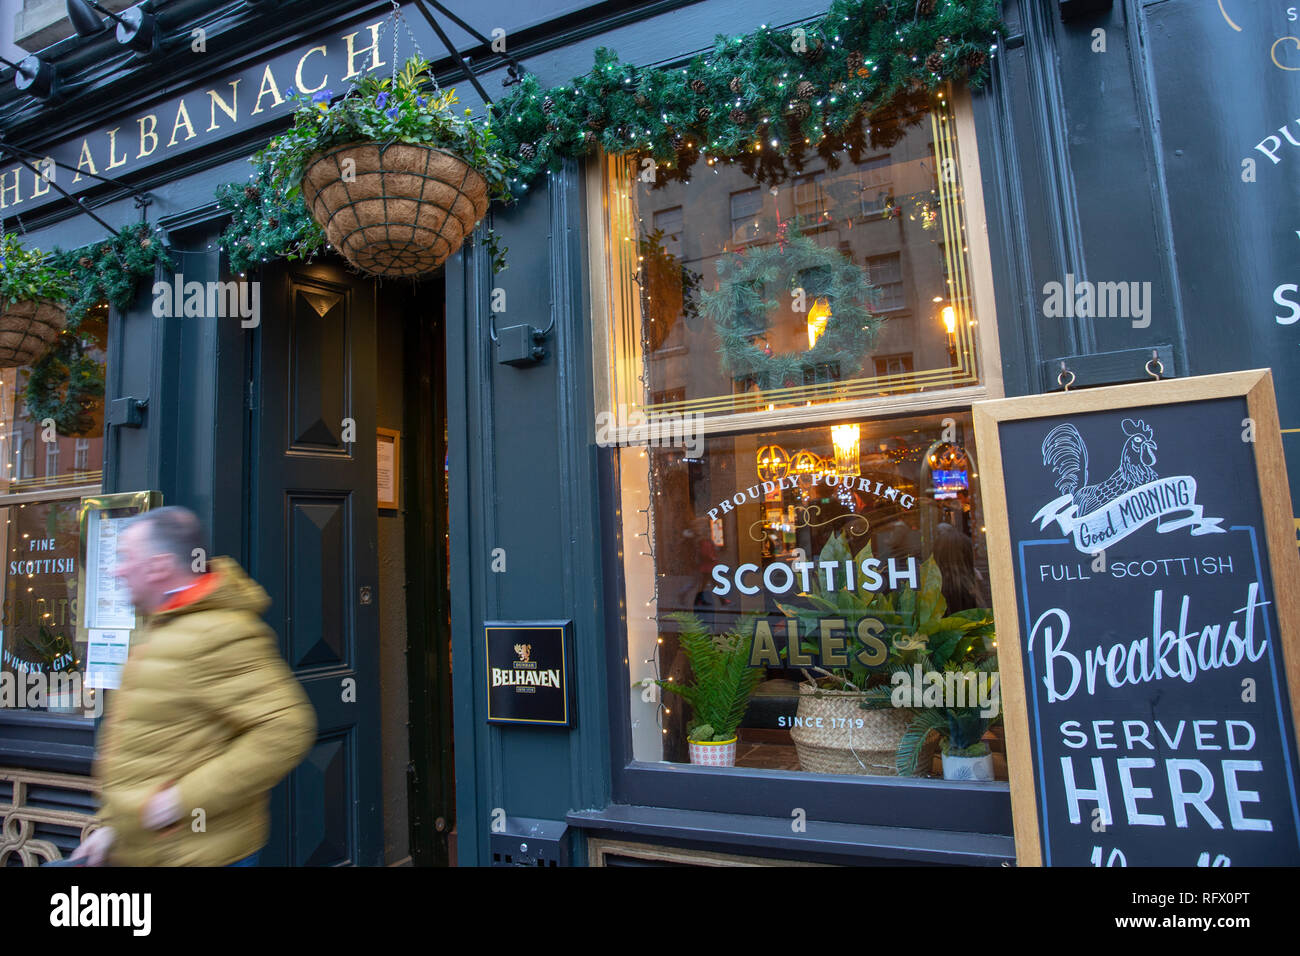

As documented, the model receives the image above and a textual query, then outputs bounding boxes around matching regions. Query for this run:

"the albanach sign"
[0,12,392,216]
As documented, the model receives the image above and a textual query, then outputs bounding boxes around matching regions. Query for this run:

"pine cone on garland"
[729,76,743,93]
[935,36,950,53]
[519,142,537,160]
[584,130,598,148]
[542,95,556,114]
[918,0,936,15]
[690,78,707,94]
[831,81,846,94]
[795,80,815,100]
[587,116,607,130]
[78,257,92,268]
[729,108,748,124]
[874,2,889,19]
[244,185,258,200]
[634,93,648,107]
[268,217,279,229]
[966,50,988,70]
[545,121,559,132]
[804,38,825,62]
[697,106,712,121]
[791,100,812,119]
[847,50,864,74]
[925,52,944,73]
[139,237,152,249]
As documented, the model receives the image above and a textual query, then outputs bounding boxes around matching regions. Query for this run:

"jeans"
[226,851,260,867]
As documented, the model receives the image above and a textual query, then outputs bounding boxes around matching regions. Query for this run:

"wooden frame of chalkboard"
[973,369,1300,866]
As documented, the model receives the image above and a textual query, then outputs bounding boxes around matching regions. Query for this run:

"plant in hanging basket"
[255,57,517,277]
[0,233,72,369]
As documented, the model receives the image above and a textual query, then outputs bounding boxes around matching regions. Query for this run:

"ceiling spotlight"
[65,0,158,53]
[0,55,57,99]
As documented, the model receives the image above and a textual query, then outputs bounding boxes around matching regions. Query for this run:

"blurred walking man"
[71,506,316,866]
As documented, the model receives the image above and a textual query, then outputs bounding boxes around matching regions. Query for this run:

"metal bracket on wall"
[106,396,147,428]
[1041,345,1176,391]
[495,323,548,366]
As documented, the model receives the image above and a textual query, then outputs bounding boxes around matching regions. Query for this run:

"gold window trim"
[586,85,1005,441]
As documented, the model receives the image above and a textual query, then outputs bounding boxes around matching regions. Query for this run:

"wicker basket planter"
[300,142,490,277]
[790,684,911,776]
[0,297,66,368]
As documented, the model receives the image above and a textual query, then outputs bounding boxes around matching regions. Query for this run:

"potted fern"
[256,56,515,277]
[652,611,765,767]
[0,233,72,368]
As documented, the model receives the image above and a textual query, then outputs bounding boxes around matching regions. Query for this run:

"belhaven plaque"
[485,621,573,726]
[974,370,1300,866]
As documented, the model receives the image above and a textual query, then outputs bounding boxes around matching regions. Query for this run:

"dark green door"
[251,258,383,866]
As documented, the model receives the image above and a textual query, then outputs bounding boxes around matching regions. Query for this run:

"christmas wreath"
[700,224,882,389]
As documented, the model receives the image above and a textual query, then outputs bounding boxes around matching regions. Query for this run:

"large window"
[0,305,108,718]
[593,91,1003,793]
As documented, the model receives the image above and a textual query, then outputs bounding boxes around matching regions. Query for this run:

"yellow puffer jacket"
[93,556,317,866]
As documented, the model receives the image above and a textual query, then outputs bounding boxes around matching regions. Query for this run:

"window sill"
[567,804,1015,865]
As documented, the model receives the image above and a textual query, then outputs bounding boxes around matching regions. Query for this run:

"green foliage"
[0,233,72,305]
[493,0,1002,184]
[253,56,517,205]
[23,625,77,673]
[218,158,327,275]
[654,611,766,742]
[701,221,882,388]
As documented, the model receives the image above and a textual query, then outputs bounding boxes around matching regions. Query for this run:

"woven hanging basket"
[300,142,490,277]
[0,297,67,368]
[789,684,911,776]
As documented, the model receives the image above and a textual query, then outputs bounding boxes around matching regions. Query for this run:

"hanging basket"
[300,142,490,277]
[0,297,67,369]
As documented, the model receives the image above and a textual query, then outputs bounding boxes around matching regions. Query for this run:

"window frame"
[586,87,1010,835]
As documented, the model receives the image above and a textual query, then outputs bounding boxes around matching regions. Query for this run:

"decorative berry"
[925,52,944,73]
[690,78,707,94]
[795,80,815,99]
[729,76,742,93]
[729,108,748,124]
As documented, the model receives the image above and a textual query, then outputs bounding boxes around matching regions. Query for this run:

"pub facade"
[0,0,1295,866]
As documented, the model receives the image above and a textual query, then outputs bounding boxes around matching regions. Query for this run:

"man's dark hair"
[126,506,207,571]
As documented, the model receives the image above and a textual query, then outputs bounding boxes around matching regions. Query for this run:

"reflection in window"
[620,412,1001,780]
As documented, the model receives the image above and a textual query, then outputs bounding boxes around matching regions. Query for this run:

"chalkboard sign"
[484,621,573,726]
[973,370,1300,866]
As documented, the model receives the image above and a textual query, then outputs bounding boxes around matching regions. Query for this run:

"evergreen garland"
[494,0,1001,186]
[217,158,326,275]
[22,222,171,435]
[700,223,882,389]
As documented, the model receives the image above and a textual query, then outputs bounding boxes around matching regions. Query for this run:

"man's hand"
[70,826,115,866]
[141,786,183,830]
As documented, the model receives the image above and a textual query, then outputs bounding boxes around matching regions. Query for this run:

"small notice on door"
[377,428,400,510]
[85,628,131,690]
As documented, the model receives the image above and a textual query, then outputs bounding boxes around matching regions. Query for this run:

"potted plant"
[651,611,765,767]
[255,56,516,277]
[0,233,72,368]
[778,532,996,776]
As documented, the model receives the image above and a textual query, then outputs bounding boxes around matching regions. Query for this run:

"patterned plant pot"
[687,736,738,767]
[941,751,994,781]
[0,297,66,368]
[300,142,490,277]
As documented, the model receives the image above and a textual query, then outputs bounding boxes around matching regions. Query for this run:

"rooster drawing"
[1040,418,1158,516]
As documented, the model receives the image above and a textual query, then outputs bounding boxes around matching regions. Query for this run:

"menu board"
[84,512,136,630]
[974,370,1300,866]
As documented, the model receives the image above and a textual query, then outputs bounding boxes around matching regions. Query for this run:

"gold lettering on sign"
[342,23,384,80]
[0,167,21,208]
[138,114,159,157]
[168,99,197,147]
[207,80,240,131]
[106,128,127,170]
[295,45,328,94]
[31,157,53,197]
[250,64,284,115]
[71,139,97,183]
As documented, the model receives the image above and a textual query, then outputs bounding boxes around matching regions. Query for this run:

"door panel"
[253,260,382,866]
